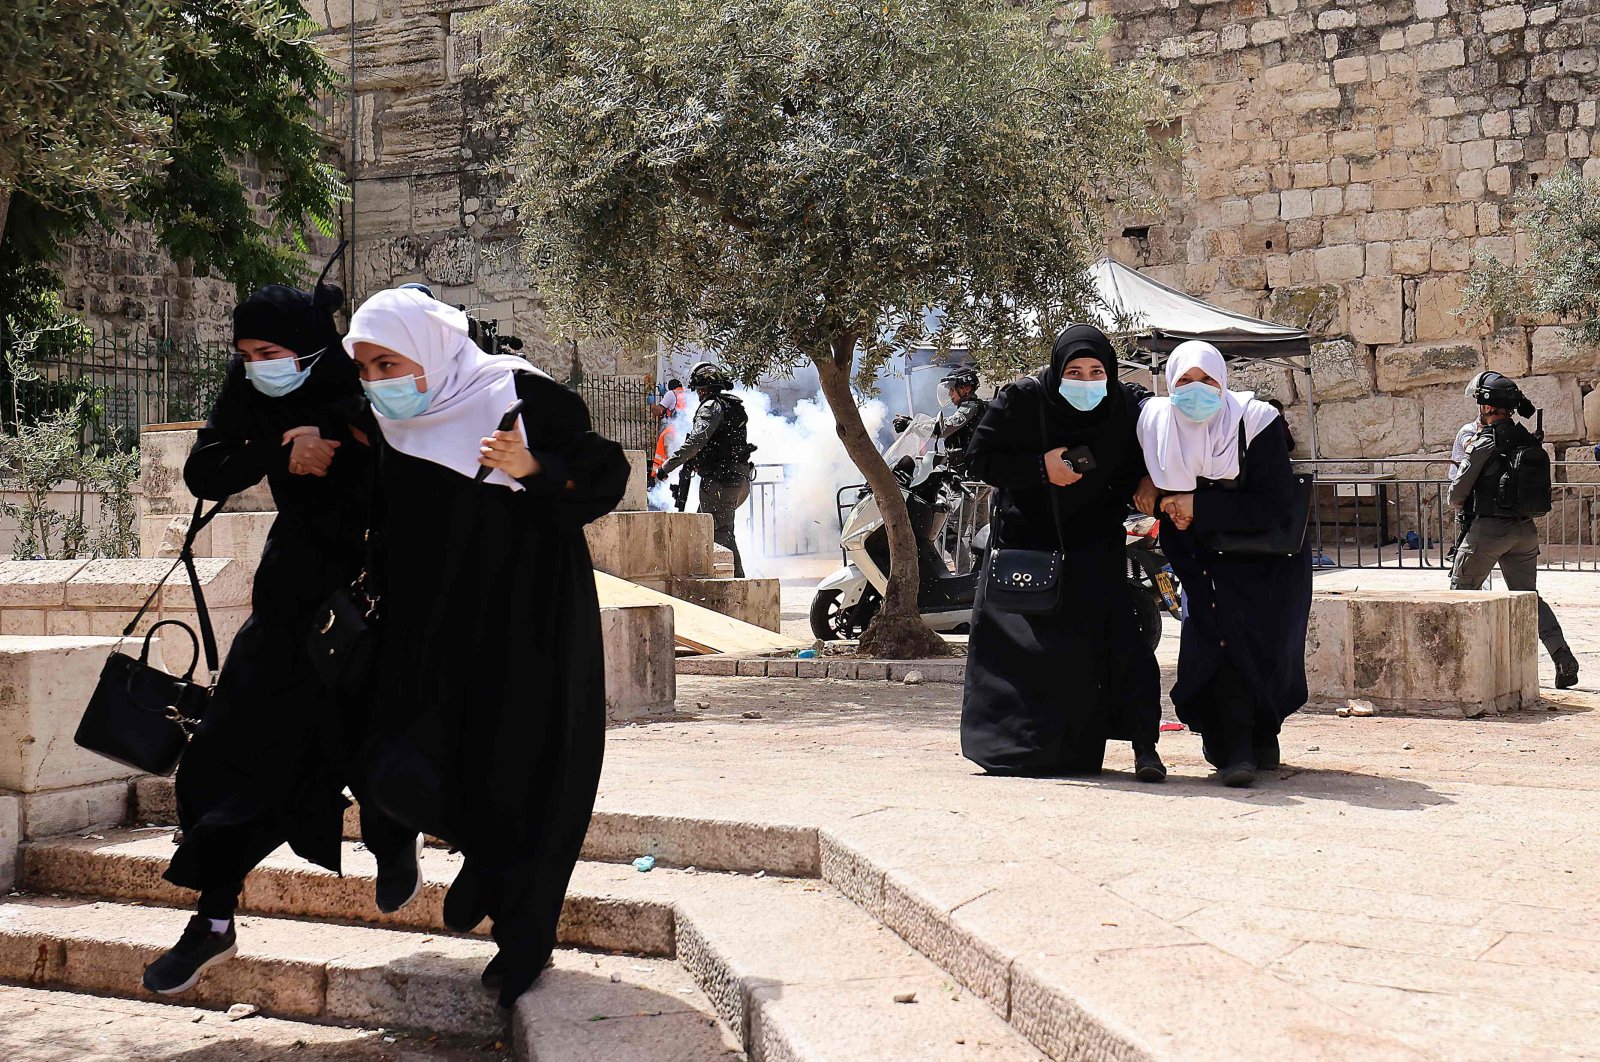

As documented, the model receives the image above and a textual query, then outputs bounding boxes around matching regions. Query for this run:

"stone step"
[0,895,504,1037]
[0,981,514,1062]
[25,828,1043,1060]
[23,829,675,958]
[131,777,822,877]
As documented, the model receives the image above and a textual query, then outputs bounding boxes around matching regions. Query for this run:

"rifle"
[670,464,693,512]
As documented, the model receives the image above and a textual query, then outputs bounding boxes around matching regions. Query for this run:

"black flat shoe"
[1555,648,1580,691]
[374,835,424,914]
[1133,744,1167,783]
[1218,760,1258,788]
[443,860,489,933]
[1254,734,1281,772]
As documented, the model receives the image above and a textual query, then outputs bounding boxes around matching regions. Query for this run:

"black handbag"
[1196,418,1315,557]
[308,445,382,696]
[985,380,1072,615]
[74,499,226,775]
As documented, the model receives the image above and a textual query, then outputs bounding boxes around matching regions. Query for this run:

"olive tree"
[0,0,175,236]
[1466,167,1600,344]
[475,0,1174,656]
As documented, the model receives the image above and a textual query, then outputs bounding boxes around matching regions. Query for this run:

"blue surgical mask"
[363,374,432,419]
[1171,381,1224,423]
[243,350,319,398]
[1058,378,1107,412]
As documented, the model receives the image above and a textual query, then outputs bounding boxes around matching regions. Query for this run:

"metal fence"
[575,375,655,451]
[1295,458,1600,572]
[0,329,233,450]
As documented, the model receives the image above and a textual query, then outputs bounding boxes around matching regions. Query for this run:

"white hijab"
[344,287,549,490]
[1136,340,1282,491]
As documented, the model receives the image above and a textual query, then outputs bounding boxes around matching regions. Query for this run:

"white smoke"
[732,388,890,574]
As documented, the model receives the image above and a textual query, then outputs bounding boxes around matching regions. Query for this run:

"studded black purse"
[984,380,1071,616]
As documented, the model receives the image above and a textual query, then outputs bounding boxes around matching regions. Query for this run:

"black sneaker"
[142,915,237,995]
[1555,649,1580,691]
[1133,745,1167,783]
[443,859,489,933]
[375,834,424,914]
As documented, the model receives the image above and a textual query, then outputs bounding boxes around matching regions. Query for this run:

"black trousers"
[195,791,416,920]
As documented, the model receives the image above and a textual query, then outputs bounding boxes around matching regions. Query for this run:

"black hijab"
[1038,323,1125,440]
[226,283,362,438]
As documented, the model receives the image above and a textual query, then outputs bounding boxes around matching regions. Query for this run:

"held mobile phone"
[1063,445,1096,474]
[474,399,526,482]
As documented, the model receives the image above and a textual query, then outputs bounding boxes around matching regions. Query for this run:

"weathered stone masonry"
[1092,0,1598,467]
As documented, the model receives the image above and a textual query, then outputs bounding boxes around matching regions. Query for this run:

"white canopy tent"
[1083,256,1320,456]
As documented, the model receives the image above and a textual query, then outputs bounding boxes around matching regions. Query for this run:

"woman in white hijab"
[1134,341,1312,788]
[342,286,631,1007]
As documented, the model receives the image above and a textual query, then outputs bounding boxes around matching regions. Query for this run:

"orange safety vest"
[651,387,685,474]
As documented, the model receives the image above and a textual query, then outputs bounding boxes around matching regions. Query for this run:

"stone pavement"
[599,671,1600,1060]
[0,983,511,1061]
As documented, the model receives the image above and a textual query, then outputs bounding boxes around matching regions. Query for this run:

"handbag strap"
[1033,379,1070,552]
[124,497,227,675]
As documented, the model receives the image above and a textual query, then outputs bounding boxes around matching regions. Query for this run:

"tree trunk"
[0,187,11,245]
[812,336,948,660]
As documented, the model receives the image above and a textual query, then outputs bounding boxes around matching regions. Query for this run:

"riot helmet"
[1471,372,1535,418]
[688,361,733,393]
[938,367,980,407]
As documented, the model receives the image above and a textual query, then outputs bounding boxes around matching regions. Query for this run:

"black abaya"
[1160,424,1312,741]
[362,371,629,1008]
[166,316,395,895]
[960,333,1161,776]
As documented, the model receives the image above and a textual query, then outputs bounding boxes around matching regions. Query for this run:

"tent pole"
[1302,353,1320,459]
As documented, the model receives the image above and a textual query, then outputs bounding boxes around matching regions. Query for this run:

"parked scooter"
[1124,510,1184,621]
[812,422,1166,649]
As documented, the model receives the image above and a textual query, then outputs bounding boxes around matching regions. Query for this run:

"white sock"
[207,918,231,934]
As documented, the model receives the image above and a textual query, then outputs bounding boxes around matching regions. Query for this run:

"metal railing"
[1295,458,1600,572]
[1,328,233,450]
[575,375,655,451]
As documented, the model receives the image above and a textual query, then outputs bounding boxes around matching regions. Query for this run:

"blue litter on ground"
[796,649,819,659]
[632,855,656,873]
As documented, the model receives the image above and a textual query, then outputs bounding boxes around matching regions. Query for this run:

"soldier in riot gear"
[656,361,755,577]
[894,367,988,476]
[1449,372,1579,689]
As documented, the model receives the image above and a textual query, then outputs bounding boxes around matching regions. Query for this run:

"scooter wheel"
[809,588,878,641]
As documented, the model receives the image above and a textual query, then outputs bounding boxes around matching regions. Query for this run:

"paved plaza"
[596,570,1600,1058]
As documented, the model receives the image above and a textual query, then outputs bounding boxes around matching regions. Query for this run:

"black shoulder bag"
[1195,417,1315,557]
[307,443,382,697]
[75,498,226,775]
[985,381,1071,614]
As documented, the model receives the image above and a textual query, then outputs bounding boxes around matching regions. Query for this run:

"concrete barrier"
[667,576,782,632]
[1305,589,1540,717]
[584,510,716,582]
[601,604,675,722]
[0,635,179,844]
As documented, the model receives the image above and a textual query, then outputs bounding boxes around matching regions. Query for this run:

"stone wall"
[1092,0,1599,465]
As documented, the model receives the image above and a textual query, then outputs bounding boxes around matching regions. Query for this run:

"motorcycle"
[1123,510,1184,622]
[811,421,1167,650]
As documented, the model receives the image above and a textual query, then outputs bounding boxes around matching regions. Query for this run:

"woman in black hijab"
[143,281,421,996]
[960,324,1164,780]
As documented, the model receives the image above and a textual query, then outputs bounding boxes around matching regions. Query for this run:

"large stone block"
[0,562,89,608]
[21,779,131,839]
[617,450,649,512]
[1412,276,1470,342]
[1518,375,1585,441]
[1346,277,1403,344]
[1306,590,1538,716]
[0,792,17,891]
[1530,327,1598,375]
[0,636,158,793]
[667,577,782,632]
[140,426,274,518]
[1308,340,1375,401]
[1228,360,1297,404]
[1376,340,1481,393]
[601,605,674,722]
[585,511,715,581]
[1420,384,1480,450]
[318,15,446,92]
[1314,394,1424,458]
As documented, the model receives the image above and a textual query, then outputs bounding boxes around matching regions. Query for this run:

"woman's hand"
[1160,492,1196,530]
[1133,476,1160,517]
[282,426,340,477]
[1044,448,1083,487]
[480,425,541,480]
